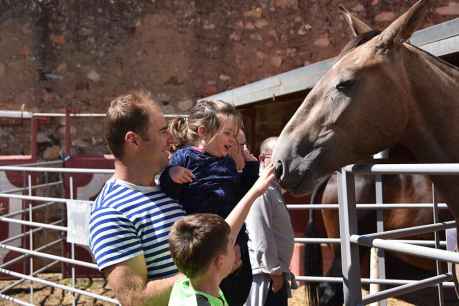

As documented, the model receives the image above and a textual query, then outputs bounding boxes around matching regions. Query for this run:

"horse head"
[273,0,430,195]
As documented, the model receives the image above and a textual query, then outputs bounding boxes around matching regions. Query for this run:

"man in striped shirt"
[89,90,185,306]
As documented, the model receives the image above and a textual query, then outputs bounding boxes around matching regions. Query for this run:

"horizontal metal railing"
[338,163,459,305]
[0,162,456,305]
[0,164,118,305]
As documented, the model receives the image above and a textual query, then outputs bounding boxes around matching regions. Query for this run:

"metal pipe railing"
[286,203,449,209]
[0,238,63,269]
[0,215,67,232]
[0,293,34,306]
[295,275,455,287]
[0,220,63,245]
[0,267,119,304]
[346,163,459,175]
[1,180,63,194]
[9,160,63,167]
[1,259,61,294]
[361,238,459,264]
[353,221,456,242]
[1,162,457,305]
[294,237,447,247]
[2,201,59,218]
[0,193,68,203]
[363,273,452,304]
[0,243,97,269]
[33,112,186,118]
[0,166,114,174]
[338,163,459,306]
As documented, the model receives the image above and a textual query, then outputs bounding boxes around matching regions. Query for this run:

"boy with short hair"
[168,214,233,306]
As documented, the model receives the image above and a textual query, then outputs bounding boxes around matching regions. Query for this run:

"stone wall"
[1,0,459,156]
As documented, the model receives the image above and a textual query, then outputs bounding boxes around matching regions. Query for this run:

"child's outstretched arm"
[225,164,275,244]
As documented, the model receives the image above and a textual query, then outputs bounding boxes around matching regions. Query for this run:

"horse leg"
[303,208,323,306]
[303,177,329,306]
[317,176,345,306]
[319,251,344,306]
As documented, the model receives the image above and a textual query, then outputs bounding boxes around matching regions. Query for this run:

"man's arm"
[104,254,176,306]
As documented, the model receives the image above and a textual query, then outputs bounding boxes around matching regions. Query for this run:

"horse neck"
[401,44,459,163]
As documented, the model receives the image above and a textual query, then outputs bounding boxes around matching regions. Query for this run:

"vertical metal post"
[64,108,71,157]
[27,174,33,304]
[31,117,38,161]
[69,176,76,306]
[338,169,363,306]
[432,183,444,306]
[372,150,387,306]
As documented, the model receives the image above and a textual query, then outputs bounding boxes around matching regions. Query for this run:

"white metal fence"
[0,162,119,306]
[337,164,459,306]
[0,162,457,305]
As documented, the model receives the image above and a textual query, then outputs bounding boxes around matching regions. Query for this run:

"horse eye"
[336,79,356,91]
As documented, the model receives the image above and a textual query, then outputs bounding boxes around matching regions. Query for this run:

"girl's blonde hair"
[170,100,241,146]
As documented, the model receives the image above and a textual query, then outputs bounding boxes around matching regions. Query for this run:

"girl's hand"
[251,164,275,197]
[242,145,258,162]
[169,166,194,184]
[229,142,245,172]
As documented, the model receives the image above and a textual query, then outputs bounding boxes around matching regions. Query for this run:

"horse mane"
[340,29,459,78]
[338,30,381,58]
[406,42,459,74]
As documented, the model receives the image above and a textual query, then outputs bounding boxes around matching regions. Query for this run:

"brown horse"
[271,0,459,302]
[306,145,452,306]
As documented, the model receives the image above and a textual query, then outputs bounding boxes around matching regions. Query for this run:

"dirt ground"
[0,274,452,306]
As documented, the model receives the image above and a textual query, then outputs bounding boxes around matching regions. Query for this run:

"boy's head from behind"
[169,214,234,279]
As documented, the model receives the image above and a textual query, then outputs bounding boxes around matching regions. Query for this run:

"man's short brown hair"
[105,90,157,159]
[169,214,230,279]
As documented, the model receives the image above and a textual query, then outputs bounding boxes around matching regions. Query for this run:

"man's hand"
[270,272,284,293]
[169,166,194,184]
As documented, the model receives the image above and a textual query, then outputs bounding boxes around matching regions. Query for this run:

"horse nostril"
[274,160,284,180]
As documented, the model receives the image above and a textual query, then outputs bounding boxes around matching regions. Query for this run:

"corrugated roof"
[203,17,459,107]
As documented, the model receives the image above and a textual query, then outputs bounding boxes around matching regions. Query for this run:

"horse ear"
[339,5,373,37]
[378,0,429,48]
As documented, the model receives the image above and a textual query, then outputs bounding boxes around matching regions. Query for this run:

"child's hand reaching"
[229,141,245,172]
[242,144,257,162]
[169,166,194,184]
[251,164,275,197]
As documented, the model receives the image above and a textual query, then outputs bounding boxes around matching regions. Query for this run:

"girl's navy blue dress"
[160,146,259,306]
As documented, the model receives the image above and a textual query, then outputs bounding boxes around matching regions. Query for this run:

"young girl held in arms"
[160,100,259,306]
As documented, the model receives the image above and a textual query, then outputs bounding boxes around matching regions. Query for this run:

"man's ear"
[125,131,138,146]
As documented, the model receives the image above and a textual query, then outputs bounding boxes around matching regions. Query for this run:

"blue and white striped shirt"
[89,178,185,280]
